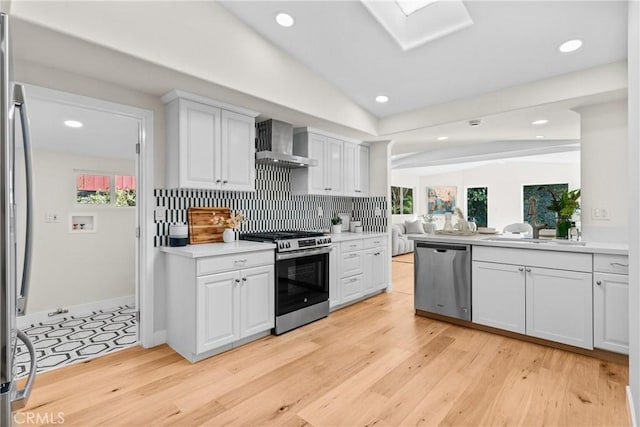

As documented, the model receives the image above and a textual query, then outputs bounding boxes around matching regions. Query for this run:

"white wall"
[627,1,639,422]
[415,161,580,231]
[26,150,135,314]
[390,170,422,224]
[576,100,629,243]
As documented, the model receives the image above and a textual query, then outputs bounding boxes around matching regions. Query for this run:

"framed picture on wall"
[427,186,457,214]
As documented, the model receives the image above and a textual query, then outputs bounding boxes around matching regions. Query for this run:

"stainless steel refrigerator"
[0,13,37,427]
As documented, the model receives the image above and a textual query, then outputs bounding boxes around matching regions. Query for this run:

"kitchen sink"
[482,237,586,246]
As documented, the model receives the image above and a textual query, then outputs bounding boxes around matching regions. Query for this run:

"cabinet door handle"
[350,244,357,248]
[235,279,240,283]
[596,280,602,286]
[373,241,380,244]
[518,267,524,272]
[348,277,358,283]
[347,253,358,258]
[525,268,532,273]
[610,262,629,268]
[242,277,247,282]
[234,259,247,264]
[216,179,221,183]
[222,180,228,184]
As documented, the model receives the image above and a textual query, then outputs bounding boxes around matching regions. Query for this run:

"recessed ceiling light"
[536,135,545,139]
[375,95,389,103]
[275,13,294,27]
[437,136,449,141]
[64,120,83,128]
[532,119,549,125]
[558,39,583,53]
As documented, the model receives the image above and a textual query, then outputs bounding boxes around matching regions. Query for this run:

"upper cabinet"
[344,142,369,197]
[291,129,369,197]
[163,90,258,191]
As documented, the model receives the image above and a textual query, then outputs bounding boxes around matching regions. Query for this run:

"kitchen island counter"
[408,234,627,255]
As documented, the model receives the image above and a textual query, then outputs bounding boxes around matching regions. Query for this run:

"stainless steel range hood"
[255,119,318,168]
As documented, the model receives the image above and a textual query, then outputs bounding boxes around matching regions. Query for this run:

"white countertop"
[329,231,388,242]
[160,241,276,258]
[408,233,628,255]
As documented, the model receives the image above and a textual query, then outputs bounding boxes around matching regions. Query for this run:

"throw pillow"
[404,219,425,234]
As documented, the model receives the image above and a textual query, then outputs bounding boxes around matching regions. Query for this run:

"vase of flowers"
[541,188,581,239]
[212,212,245,243]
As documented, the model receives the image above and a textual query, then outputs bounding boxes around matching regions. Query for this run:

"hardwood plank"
[16,257,629,427]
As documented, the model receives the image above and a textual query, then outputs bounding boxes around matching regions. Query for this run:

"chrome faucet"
[527,196,546,239]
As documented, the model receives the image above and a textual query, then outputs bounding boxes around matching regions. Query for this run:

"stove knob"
[279,242,285,249]
[327,237,331,244]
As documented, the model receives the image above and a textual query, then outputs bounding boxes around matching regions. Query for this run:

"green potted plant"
[542,188,581,239]
[331,214,342,234]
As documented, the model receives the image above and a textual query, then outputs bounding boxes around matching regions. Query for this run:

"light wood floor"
[17,255,629,426]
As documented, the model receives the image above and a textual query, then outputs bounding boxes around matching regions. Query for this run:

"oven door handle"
[276,246,332,261]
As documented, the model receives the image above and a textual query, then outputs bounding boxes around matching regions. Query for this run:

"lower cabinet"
[330,235,388,309]
[198,265,274,354]
[471,247,593,350]
[165,250,274,362]
[472,261,525,334]
[363,247,388,294]
[525,267,592,349]
[594,272,629,354]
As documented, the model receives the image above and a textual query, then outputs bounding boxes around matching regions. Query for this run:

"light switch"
[44,213,59,223]
[154,207,166,221]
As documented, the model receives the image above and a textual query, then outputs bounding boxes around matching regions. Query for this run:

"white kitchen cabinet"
[525,267,593,349]
[239,265,275,338]
[363,246,387,293]
[291,131,343,195]
[344,143,370,197]
[471,247,593,349]
[330,235,388,310]
[594,254,629,354]
[594,273,629,354]
[163,90,258,191]
[197,271,238,353]
[165,248,274,362]
[221,110,256,191]
[329,245,341,308]
[472,261,525,334]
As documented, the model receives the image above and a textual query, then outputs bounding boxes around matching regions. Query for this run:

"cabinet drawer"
[594,254,629,275]
[341,240,364,253]
[197,250,274,276]
[363,236,387,249]
[341,251,363,277]
[473,246,592,273]
[342,275,363,303]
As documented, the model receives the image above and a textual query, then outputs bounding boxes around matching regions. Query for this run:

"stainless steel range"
[240,231,331,335]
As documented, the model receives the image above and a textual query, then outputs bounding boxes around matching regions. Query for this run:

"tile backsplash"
[154,163,387,246]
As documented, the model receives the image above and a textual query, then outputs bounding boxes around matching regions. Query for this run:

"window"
[76,174,111,205]
[467,187,488,227]
[76,173,136,207]
[115,175,136,207]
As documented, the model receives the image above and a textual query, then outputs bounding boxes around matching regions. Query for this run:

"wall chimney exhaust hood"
[255,119,318,168]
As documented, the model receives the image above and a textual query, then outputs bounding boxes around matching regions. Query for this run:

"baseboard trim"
[18,295,135,328]
[151,330,167,347]
[628,386,637,427]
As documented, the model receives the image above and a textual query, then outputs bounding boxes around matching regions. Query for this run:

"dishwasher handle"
[416,242,470,252]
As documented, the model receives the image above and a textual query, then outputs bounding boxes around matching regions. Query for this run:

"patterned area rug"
[15,305,137,377]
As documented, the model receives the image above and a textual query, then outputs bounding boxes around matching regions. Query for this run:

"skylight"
[395,0,438,16]
[361,0,473,51]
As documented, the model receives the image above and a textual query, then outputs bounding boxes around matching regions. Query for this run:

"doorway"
[13,85,153,375]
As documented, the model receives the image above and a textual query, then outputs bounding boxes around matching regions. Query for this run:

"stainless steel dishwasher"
[414,242,471,320]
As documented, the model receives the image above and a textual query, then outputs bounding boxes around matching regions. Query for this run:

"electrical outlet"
[44,213,59,223]
[154,207,166,221]
[375,207,382,217]
[317,206,323,217]
[592,207,610,221]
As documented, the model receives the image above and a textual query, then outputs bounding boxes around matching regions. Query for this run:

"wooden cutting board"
[187,207,231,244]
